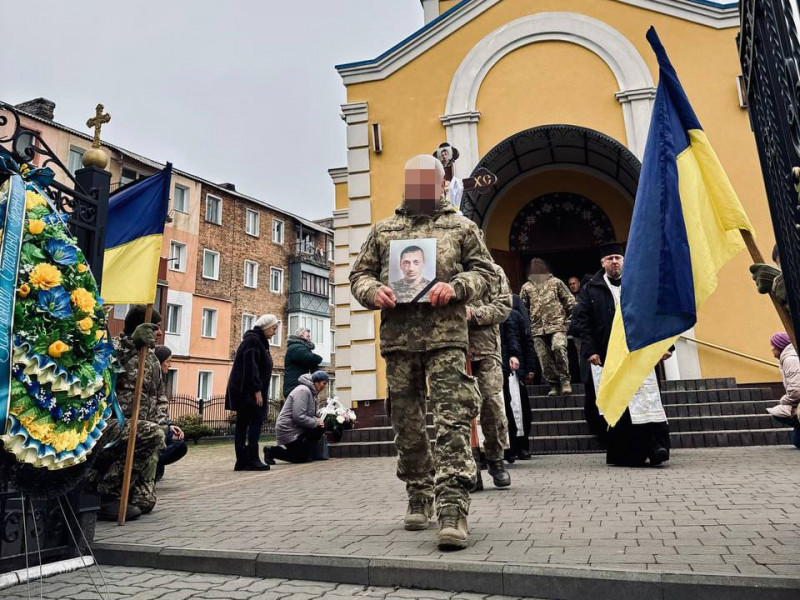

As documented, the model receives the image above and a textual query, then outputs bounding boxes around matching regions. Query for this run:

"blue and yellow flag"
[596,28,755,426]
[101,164,172,304]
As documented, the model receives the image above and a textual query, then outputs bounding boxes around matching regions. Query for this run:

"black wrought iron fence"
[168,395,282,437]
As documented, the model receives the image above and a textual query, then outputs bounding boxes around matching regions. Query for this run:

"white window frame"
[245,209,260,237]
[169,241,187,272]
[173,184,189,213]
[120,167,139,186]
[166,368,178,397]
[244,260,259,289]
[327,238,334,262]
[205,194,223,225]
[328,281,335,306]
[197,371,213,400]
[165,303,182,335]
[269,321,283,347]
[202,249,220,280]
[331,330,336,354]
[201,308,218,339]
[241,312,255,339]
[269,374,281,401]
[270,267,284,294]
[68,146,85,175]
[272,218,285,244]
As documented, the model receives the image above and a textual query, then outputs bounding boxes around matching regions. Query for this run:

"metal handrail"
[679,335,779,369]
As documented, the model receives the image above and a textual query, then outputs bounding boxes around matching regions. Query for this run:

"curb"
[91,542,800,600]
[0,557,95,591]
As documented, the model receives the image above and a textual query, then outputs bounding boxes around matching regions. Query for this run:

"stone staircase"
[330,378,792,458]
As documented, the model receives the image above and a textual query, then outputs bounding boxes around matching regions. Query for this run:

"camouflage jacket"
[520,275,576,336]
[468,266,512,359]
[112,334,169,427]
[350,200,498,355]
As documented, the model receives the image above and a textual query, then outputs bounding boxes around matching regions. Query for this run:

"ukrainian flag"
[596,28,755,426]
[101,163,172,304]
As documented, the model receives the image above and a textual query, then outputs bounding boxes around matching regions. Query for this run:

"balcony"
[288,291,331,316]
[288,241,332,269]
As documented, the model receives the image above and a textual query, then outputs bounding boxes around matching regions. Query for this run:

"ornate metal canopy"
[461,125,641,227]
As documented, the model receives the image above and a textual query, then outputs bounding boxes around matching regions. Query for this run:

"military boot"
[487,459,511,488]
[561,380,573,395]
[469,448,484,492]
[437,506,468,550]
[547,383,560,397]
[234,444,247,471]
[403,497,433,531]
[244,445,270,471]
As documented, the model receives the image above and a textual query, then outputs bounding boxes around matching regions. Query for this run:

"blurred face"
[264,325,278,339]
[160,356,171,375]
[314,380,328,393]
[300,329,311,341]
[400,250,425,284]
[771,345,782,359]
[601,254,624,279]
[568,277,581,293]
[404,167,443,214]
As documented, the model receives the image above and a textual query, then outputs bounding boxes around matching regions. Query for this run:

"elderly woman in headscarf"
[766,332,800,449]
[283,327,323,397]
[225,314,280,471]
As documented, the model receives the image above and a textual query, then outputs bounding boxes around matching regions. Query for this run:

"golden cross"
[86,103,111,148]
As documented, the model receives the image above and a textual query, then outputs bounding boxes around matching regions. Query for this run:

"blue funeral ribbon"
[0,175,28,429]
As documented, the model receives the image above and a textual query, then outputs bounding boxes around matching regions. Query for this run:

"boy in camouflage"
[350,154,498,550]
[467,263,512,488]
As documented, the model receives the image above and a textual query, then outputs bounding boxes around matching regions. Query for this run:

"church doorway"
[461,125,641,294]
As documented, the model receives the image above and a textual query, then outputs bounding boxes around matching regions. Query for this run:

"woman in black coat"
[225,314,279,471]
[500,295,535,460]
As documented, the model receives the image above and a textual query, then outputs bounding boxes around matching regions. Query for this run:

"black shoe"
[650,447,669,466]
[98,502,142,522]
[244,445,270,471]
[234,445,247,471]
[503,449,517,464]
[518,449,532,460]
[263,446,276,465]
[487,459,511,488]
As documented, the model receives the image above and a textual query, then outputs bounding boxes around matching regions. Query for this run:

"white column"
[440,111,481,178]
[615,87,656,160]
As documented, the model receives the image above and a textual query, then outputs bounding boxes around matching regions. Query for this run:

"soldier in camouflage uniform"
[520,258,576,397]
[95,305,172,521]
[467,263,512,488]
[350,154,498,550]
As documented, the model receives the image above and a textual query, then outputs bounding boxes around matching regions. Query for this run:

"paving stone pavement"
[2,566,539,599]
[93,443,800,577]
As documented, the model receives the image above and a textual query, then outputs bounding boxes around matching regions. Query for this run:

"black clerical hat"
[598,241,624,258]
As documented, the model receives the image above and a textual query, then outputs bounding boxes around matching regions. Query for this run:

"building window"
[269,321,282,347]
[202,249,220,280]
[288,315,324,345]
[197,371,213,400]
[269,374,281,401]
[205,194,222,225]
[201,308,218,338]
[244,261,259,288]
[329,281,335,306]
[331,330,336,354]
[329,377,336,398]
[169,241,187,272]
[166,369,178,397]
[272,219,284,244]
[173,184,189,213]
[270,267,283,294]
[241,313,255,338]
[120,168,139,186]
[245,209,260,237]
[327,238,334,262]
[301,272,329,296]
[298,232,315,255]
[165,303,181,335]
[68,147,85,175]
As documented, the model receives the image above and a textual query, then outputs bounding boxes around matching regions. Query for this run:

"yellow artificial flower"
[51,429,82,453]
[29,263,62,290]
[48,340,70,358]
[77,317,93,333]
[71,288,95,312]
[77,263,88,273]
[95,330,105,341]
[28,220,45,235]
[19,416,55,445]
[25,190,46,211]
[17,284,30,298]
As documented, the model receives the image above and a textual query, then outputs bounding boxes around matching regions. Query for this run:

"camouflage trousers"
[386,347,480,517]
[95,420,165,513]
[471,355,508,461]
[534,332,570,385]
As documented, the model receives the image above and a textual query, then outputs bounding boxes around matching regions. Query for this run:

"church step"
[532,399,778,422]
[526,386,774,405]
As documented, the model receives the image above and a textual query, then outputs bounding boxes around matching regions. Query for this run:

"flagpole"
[739,229,797,349]
[117,303,154,526]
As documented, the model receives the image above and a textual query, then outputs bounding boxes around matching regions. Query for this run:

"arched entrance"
[461,125,641,291]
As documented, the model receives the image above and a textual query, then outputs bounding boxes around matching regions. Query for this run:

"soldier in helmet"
[350,154,498,550]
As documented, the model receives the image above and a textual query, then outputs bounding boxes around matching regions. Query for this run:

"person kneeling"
[265,371,328,464]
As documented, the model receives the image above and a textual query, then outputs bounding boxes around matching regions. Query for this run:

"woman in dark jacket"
[283,328,323,397]
[225,314,279,471]
[501,295,535,460]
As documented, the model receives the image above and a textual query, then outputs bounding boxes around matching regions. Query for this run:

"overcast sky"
[2,1,423,220]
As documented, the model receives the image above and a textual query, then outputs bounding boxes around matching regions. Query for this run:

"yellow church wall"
[343,0,779,388]
[476,41,628,155]
[483,169,633,252]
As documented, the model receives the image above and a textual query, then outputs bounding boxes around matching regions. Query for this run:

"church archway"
[462,124,640,292]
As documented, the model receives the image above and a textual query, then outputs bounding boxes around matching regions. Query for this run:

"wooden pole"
[739,229,797,349]
[117,304,154,526]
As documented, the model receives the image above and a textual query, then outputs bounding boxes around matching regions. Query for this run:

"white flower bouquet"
[319,397,357,442]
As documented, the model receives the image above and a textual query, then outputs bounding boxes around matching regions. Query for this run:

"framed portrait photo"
[389,239,437,303]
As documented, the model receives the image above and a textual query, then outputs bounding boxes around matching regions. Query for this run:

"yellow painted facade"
[333,0,779,405]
